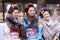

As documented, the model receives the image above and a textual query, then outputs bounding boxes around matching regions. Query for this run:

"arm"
[37,25,43,39]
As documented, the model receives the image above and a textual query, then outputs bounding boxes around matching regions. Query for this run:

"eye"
[15,12,19,14]
[30,10,32,11]
[44,14,46,16]
[33,10,35,12]
[47,13,50,15]
[19,16,24,17]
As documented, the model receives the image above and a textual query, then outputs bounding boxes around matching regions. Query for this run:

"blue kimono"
[20,20,43,40]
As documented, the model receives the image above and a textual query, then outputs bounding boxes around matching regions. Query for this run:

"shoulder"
[38,19,43,25]
[6,14,13,20]
[50,18,58,24]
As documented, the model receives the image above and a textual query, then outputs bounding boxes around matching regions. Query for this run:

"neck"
[28,15,34,18]
[45,19,50,23]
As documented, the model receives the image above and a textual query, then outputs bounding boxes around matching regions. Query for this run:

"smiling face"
[28,7,35,17]
[43,11,50,21]
[12,9,19,18]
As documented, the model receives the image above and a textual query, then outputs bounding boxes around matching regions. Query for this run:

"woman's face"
[43,11,50,20]
[19,12,24,20]
[28,7,35,17]
[12,9,19,18]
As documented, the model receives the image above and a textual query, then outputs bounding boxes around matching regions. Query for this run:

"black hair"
[8,5,19,14]
[24,4,35,15]
[39,8,51,18]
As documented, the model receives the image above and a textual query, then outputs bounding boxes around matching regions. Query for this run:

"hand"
[38,20,42,25]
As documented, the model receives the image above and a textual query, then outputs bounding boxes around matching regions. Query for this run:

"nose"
[16,13,18,15]
[15,13,18,17]
[32,10,34,12]
[32,10,35,13]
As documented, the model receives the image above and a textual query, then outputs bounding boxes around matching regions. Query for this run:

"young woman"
[39,9,60,40]
[18,11,28,40]
[19,11,28,28]
[5,4,25,40]
[24,5,43,40]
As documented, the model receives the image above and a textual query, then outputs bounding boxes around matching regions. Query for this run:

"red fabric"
[10,29,20,33]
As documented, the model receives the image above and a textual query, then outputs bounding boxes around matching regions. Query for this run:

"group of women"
[5,4,60,40]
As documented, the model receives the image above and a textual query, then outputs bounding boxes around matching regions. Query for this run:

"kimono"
[20,19,43,40]
[42,18,60,40]
[5,14,25,40]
